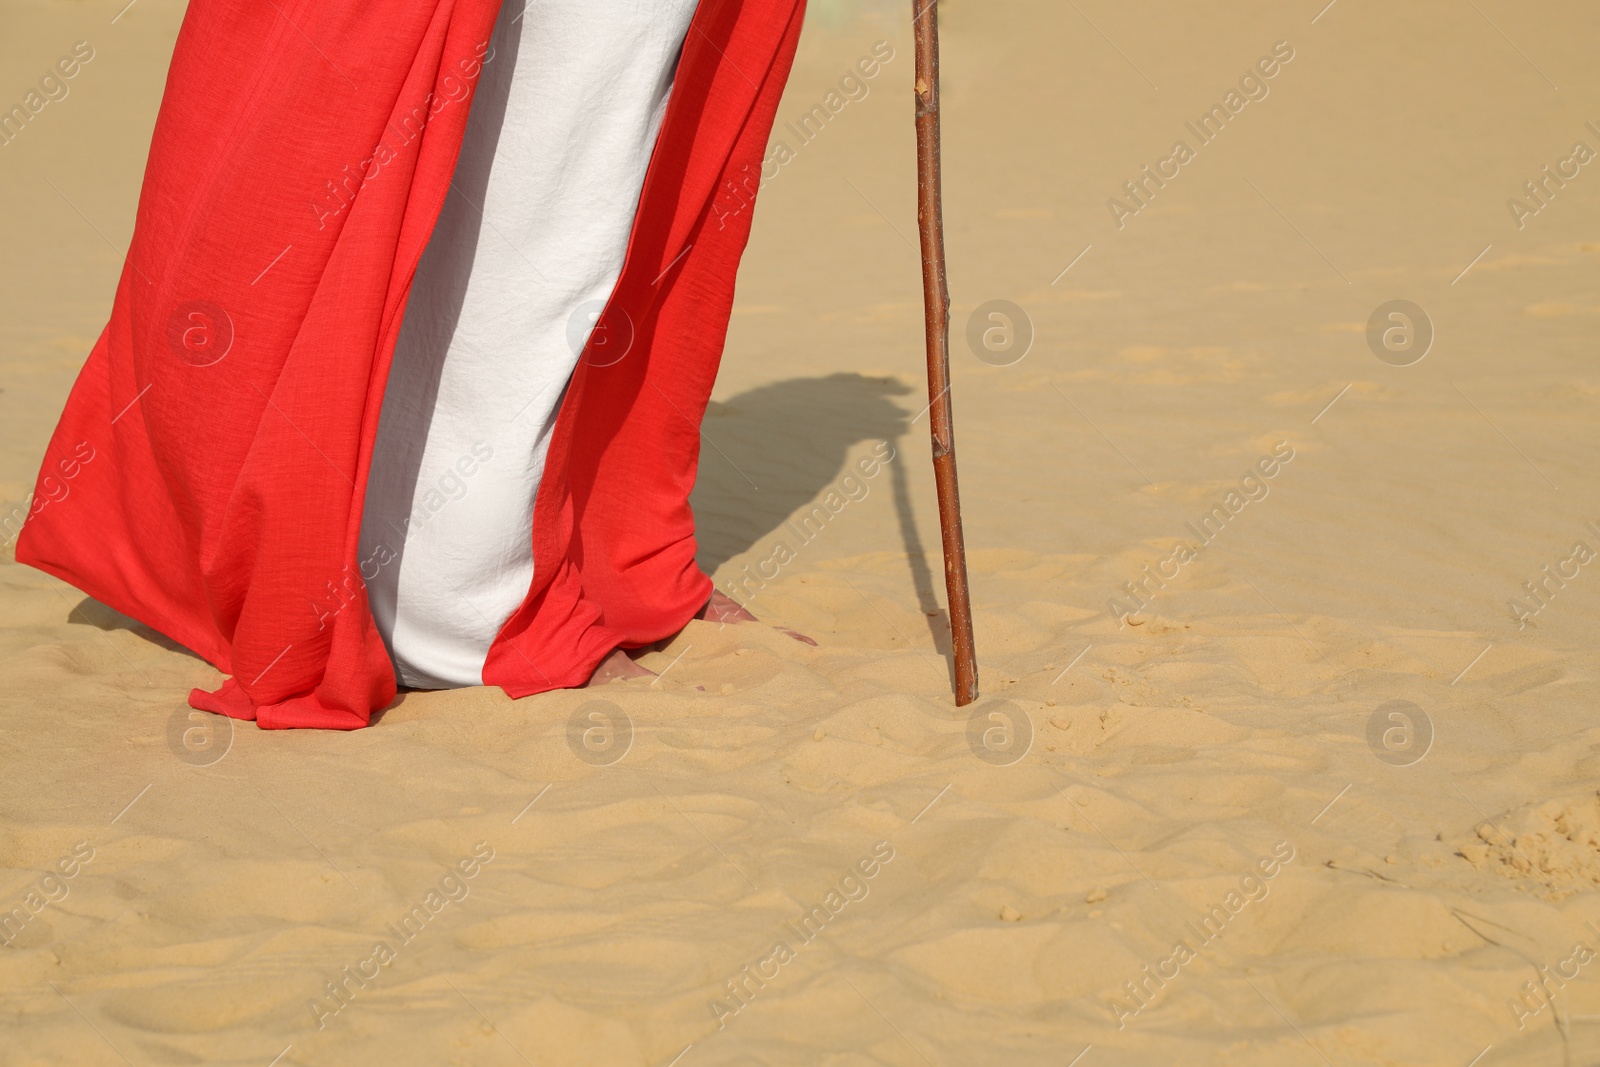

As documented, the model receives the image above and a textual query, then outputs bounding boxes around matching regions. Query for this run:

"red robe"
[18,0,806,728]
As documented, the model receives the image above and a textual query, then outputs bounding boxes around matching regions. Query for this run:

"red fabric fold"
[18,0,806,727]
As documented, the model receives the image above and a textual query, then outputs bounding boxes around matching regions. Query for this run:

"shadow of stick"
[888,432,955,675]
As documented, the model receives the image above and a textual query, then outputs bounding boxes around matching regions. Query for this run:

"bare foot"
[584,647,654,686]
[697,590,818,646]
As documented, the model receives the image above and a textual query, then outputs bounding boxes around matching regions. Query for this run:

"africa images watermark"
[1506,119,1600,230]
[1106,40,1297,230]
[310,39,497,230]
[1107,840,1297,1029]
[1107,441,1296,626]
[2,440,96,549]
[967,699,1033,766]
[714,40,897,230]
[168,705,235,767]
[967,300,1035,367]
[1506,520,1599,631]
[311,441,498,631]
[724,439,897,613]
[0,40,96,149]
[308,841,496,1030]
[708,840,897,1031]
[0,841,97,949]
[1366,299,1433,367]
[1508,925,1600,1031]
[566,699,633,767]
[1365,700,1433,767]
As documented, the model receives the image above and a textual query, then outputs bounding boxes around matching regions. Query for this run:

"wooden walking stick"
[912,0,978,706]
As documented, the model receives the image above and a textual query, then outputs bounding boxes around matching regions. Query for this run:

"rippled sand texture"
[5,0,1600,1064]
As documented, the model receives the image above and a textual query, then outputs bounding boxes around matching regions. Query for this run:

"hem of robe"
[16,0,805,729]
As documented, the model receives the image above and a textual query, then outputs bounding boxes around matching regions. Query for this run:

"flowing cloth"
[361,0,702,689]
[17,0,806,728]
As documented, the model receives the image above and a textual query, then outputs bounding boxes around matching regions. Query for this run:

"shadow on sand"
[691,372,952,661]
[63,374,955,677]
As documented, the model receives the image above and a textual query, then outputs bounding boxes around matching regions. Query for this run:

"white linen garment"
[359,0,702,688]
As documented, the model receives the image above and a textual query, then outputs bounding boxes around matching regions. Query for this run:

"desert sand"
[5,0,1600,1064]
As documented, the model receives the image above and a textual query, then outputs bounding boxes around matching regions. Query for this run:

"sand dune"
[5,0,1600,1063]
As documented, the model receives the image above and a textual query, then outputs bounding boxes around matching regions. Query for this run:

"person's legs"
[360,0,701,688]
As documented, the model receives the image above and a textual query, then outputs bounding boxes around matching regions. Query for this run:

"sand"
[5,0,1600,1063]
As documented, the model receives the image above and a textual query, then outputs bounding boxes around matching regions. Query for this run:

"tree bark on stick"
[912,0,978,706]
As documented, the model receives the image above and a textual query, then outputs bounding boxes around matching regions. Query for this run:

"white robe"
[359,0,702,688]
